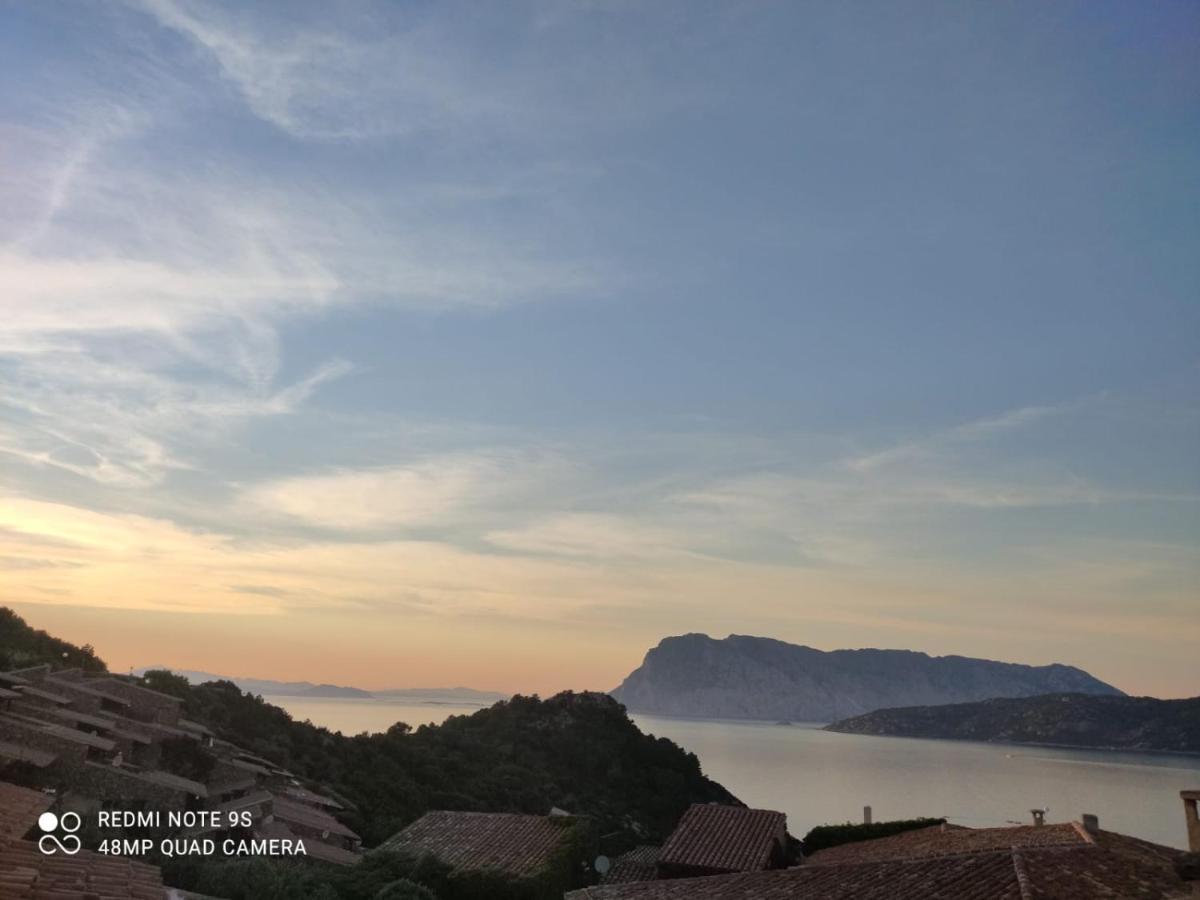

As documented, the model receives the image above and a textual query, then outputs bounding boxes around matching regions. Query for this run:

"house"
[655,803,789,878]
[194,789,363,867]
[87,677,184,727]
[379,810,593,897]
[566,814,1192,900]
[0,780,167,899]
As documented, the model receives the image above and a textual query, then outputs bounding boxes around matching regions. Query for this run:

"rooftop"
[658,804,786,874]
[0,714,118,751]
[0,782,51,840]
[12,686,71,705]
[380,811,580,878]
[271,795,359,841]
[84,761,208,798]
[282,785,345,810]
[0,780,166,899]
[567,824,1187,900]
[45,678,133,707]
[805,822,1091,865]
[257,818,361,866]
[602,846,660,885]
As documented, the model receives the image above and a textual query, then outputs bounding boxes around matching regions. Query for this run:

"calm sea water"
[265,696,1200,850]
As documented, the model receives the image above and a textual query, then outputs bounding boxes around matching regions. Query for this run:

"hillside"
[0,606,106,672]
[824,693,1200,753]
[1,607,735,852]
[611,633,1123,721]
[141,671,737,849]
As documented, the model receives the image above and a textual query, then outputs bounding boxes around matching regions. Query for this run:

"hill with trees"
[824,692,1200,753]
[0,606,106,672]
[140,668,738,849]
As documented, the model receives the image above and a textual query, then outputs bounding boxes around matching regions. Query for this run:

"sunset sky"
[2,1,1197,697]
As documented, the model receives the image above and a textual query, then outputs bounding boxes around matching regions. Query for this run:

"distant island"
[133,666,508,703]
[611,633,1122,721]
[824,693,1200,754]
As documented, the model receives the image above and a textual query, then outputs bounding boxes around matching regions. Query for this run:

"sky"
[1,1,1197,698]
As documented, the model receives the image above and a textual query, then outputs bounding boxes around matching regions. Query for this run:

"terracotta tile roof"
[379,811,577,878]
[0,783,51,840]
[0,781,167,899]
[0,835,166,899]
[806,823,1091,865]
[602,846,660,884]
[568,853,1024,900]
[567,825,1188,900]
[658,804,786,874]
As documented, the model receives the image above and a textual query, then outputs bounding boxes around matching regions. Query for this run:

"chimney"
[1184,791,1200,854]
[1030,809,1046,827]
[863,806,872,825]
[1081,814,1099,836]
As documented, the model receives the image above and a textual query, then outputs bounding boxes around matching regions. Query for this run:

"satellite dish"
[594,856,611,876]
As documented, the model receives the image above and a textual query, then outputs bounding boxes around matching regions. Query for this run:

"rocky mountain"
[611,633,1123,721]
[825,693,1200,753]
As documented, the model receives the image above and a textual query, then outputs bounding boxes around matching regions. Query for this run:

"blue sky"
[1,1,1197,695]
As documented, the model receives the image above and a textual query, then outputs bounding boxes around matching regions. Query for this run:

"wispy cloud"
[136,0,506,141]
[845,403,1064,473]
[0,7,604,490]
[244,451,574,531]
[485,513,689,560]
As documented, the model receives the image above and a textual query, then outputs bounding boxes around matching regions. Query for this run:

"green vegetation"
[140,668,736,850]
[0,607,106,672]
[800,817,946,855]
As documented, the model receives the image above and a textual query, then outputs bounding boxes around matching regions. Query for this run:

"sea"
[263,694,1200,851]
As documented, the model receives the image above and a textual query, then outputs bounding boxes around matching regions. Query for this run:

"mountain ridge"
[611,633,1124,721]
[133,666,508,703]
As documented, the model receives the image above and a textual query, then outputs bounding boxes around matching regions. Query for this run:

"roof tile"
[658,804,786,874]
[380,811,578,878]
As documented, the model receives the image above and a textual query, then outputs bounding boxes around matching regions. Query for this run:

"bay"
[263,696,1200,850]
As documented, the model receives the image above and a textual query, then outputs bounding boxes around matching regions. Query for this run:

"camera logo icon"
[37,811,81,856]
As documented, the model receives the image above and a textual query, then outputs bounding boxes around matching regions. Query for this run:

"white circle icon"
[38,812,58,832]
